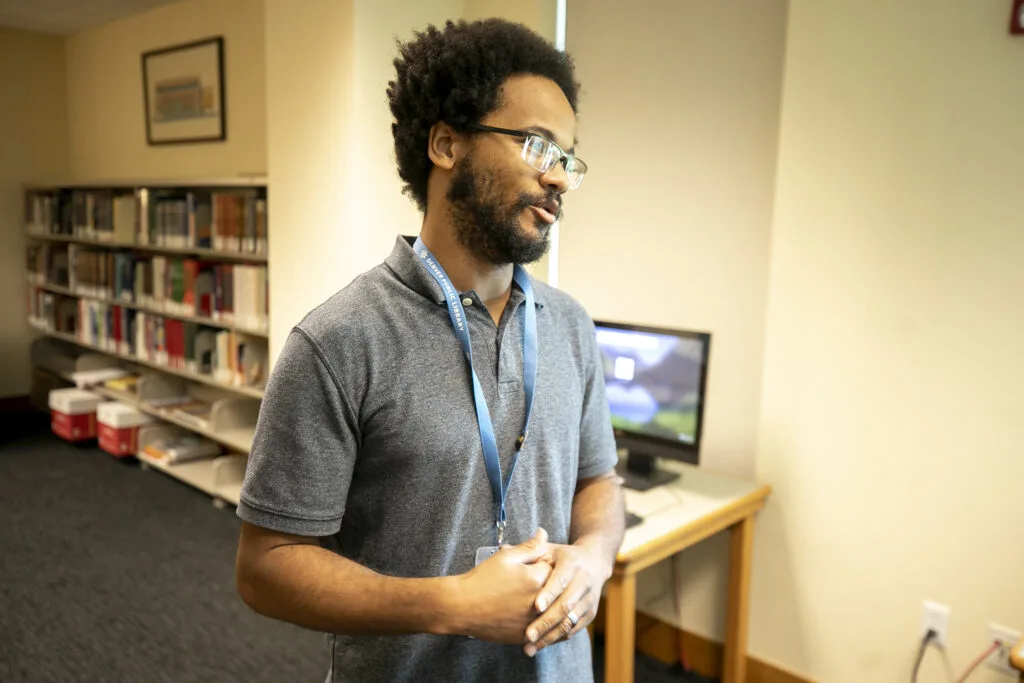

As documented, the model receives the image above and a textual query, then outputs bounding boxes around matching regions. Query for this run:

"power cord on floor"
[954,641,1000,683]
[912,629,938,683]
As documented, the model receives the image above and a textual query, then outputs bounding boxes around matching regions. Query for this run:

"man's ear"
[427,122,464,171]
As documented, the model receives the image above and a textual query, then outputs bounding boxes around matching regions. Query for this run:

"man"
[235,18,625,683]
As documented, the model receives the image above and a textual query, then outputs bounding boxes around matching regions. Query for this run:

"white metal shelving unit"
[25,178,269,507]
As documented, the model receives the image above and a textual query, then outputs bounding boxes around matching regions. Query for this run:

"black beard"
[446,158,555,266]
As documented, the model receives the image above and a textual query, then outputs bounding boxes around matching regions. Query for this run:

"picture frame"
[141,36,226,145]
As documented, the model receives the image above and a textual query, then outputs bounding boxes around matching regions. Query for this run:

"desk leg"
[604,573,636,683]
[724,515,754,683]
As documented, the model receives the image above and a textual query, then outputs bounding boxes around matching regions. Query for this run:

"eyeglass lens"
[521,137,585,188]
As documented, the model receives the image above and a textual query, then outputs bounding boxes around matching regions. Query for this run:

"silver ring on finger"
[567,609,579,628]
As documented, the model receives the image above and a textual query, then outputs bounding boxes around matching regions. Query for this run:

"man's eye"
[524,138,549,166]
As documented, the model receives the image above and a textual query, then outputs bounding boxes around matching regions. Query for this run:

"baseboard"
[593,600,812,683]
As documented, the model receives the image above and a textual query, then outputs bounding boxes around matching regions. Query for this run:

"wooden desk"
[602,460,771,683]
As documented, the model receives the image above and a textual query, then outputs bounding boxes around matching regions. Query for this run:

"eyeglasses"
[465,123,588,190]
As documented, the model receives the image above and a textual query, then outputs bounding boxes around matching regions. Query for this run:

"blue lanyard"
[413,237,537,546]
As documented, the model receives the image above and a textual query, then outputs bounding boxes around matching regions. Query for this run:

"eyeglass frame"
[463,122,588,189]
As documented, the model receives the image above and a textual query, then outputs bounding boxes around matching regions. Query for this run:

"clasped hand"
[523,532,607,657]
[460,528,609,657]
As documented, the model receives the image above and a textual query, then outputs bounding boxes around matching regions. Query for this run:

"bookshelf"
[30,281,268,337]
[25,231,269,263]
[25,178,269,506]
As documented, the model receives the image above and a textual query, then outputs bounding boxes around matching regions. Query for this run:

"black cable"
[913,629,938,683]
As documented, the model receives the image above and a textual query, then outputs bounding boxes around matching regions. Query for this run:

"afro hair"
[386,18,579,212]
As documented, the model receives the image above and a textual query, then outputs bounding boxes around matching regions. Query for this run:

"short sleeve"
[576,318,619,480]
[236,328,358,537]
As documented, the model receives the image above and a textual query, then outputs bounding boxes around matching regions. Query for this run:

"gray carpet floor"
[0,415,329,683]
[0,414,704,683]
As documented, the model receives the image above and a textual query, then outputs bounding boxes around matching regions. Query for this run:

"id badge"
[474,546,499,566]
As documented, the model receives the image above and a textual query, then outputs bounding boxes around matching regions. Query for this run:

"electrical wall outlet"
[921,601,951,647]
[986,623,1022,674]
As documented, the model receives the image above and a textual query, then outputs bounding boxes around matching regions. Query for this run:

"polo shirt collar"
[386,235,546,308]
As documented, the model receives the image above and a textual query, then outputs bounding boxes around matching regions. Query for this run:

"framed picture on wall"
[141,36,226,145]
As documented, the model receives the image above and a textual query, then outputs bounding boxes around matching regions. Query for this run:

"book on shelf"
[70,367,130,389]
[29,292,78,335]
[27,179,267,506]
[29,301,268,391]
[142,433,222,465]
[27,243,69,287]
[26,179,269,456]
[104,375,140,393]
[25,187,267,257]
[29,245,268,332]
[169,399,214,429]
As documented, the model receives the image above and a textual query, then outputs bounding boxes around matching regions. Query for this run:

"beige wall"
[562,0,787,647]
[65,0,266,181]
[263,0,357,358]
[463,0,556,43]
[265,0,550,361]
[755,1,1024,681]
[346,0,466,299]
[0,28,69,397]
[563,0,786,479]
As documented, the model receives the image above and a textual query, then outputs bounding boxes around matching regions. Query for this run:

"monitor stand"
[624,511,644,528]
[617,451,680,491]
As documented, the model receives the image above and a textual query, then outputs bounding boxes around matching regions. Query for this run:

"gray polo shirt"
[237,235,618,683]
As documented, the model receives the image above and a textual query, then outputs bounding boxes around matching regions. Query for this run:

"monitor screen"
[593,321,710,453]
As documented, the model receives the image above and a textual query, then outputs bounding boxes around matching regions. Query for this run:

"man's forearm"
[237,540,463,637]
[569,472,626,578]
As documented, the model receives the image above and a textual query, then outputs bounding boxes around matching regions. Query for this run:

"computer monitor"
[593,320,711,491]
